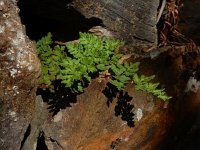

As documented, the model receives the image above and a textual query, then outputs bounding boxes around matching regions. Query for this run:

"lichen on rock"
[0,0,41,149]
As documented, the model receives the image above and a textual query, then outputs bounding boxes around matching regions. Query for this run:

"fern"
[109,62,140,90]
[133,74,172,101]
[36,32,66,88]
[36,32,171,101]
[58,33,123,92]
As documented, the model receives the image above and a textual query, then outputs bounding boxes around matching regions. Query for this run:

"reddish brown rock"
[40,55,171,150]
[40,53,200,150]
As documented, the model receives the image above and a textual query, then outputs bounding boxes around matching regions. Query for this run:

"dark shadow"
[181,53,200,82]
[115,91,135,127]
[36,132,48,150]
[195,64,200,80]
[102,83,119,107]
[103,83,135,127]
[17,0,103,41]
[155,107,200,150]
[20,124,31,150]
[37,80,82,116]
[36,74,92,116]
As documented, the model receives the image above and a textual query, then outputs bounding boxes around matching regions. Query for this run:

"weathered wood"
[73,0,159,54]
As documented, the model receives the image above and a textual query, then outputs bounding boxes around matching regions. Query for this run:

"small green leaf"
[114,75,130,83]
[77,83,84,92]
[109,80,125,90]
[97,64,106,71]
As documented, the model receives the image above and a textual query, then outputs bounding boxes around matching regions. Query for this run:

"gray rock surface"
[73,0,159,54]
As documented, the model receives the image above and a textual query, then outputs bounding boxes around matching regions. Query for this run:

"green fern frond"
[133,74,172,101]
[36,32,171,100]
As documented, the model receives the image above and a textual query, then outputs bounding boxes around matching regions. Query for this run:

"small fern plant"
[36,32,171,101]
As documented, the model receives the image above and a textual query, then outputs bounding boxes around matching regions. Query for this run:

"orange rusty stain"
[77,127,133,150]
[120,104,171,150]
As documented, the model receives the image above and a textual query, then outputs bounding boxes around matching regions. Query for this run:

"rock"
[41,75,170,150]
[21,95,49,150]
[4,0,200,149]
[39,53,200,150]
[73,0,159,54]
[42,80,135,150]
[0,0,41,149]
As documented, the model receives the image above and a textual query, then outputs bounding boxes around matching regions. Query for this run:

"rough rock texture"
[38,54,173,150]
[39,52,200,150]
[38,55,174,150]
[4,0,200,149]
[73,0,159,54]
[0,0,41,149]
[21,95,49,150]
[41,80,159,150]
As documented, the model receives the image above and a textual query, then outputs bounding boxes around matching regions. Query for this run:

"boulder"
[73,0,159,54]
[0,0,41,149]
